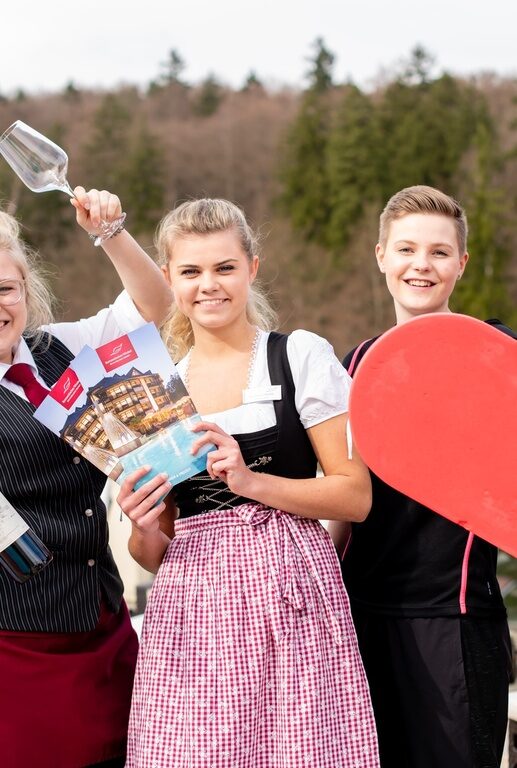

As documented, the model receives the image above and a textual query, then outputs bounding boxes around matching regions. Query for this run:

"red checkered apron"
[126,504,379,767]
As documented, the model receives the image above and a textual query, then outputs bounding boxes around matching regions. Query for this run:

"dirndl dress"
[126,503,379,767]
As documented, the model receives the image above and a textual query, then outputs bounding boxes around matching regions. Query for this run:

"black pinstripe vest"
[0,333,124,632]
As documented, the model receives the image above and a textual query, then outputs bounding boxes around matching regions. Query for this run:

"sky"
[2,0,517,95]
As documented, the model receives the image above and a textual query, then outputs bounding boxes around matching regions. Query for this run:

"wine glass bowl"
[0,121,74,195]
[0,120,125,245]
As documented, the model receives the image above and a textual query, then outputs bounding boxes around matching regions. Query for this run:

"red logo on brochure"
[96,335,137,372]
[50,368,84,408]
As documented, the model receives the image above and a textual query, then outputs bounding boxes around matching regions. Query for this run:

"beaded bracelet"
[88,219,126,243]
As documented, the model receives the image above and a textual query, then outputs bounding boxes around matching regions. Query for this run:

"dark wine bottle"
[0,492,52,582]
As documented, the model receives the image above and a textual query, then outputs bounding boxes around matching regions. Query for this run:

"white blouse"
[176,329,352,435]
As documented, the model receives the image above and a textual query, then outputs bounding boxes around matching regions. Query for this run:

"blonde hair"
[379,185,468,253]
[156,198,277,360]
[0,210,54,347]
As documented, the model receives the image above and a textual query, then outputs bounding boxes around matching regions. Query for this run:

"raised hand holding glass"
[0,120,125,245]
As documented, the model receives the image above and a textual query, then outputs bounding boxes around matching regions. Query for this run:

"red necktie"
[4,363,50,407]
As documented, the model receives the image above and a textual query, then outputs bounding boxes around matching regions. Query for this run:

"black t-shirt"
[341,318,515,618]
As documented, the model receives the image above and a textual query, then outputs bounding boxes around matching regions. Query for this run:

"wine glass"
[0,120,125,246]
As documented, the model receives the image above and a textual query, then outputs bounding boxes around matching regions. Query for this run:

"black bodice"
[173,332,317,517]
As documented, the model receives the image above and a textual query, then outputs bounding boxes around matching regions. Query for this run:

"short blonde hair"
[156,199,277,360]
[379,185,468,253]
[0,211,54,346]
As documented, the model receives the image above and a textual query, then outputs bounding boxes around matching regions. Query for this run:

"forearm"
[194,415,372,522]
[243,472,371,522]
[128,525,172,574]
[101,230,172,326]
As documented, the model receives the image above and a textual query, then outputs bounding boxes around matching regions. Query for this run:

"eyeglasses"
[0,278,25,306]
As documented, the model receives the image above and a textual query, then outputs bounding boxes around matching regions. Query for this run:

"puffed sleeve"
[286,329,352,429]
[41,290,146,356]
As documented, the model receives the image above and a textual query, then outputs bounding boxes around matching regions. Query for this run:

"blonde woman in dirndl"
[118,198,380,768]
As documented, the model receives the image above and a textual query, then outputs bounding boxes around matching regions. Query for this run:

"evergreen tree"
[120,124,166,234]
[453,119,516,323]
[278,38,340,240]
[279,88,333,242]
[377,74,484,199]
[194,75,223,117]
[159,49,187,87]
[241,71,264,93]
[280,50,492,265]
[305,37,335,93]
[421,76,483,184]
[83,94,132,191]
[326,85,380,251]
[63,81,81,103]
[400,45,436,86]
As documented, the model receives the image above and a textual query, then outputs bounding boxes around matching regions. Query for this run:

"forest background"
[0,40,516,357]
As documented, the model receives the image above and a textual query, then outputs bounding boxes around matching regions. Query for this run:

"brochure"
[34,323,211,488]
[33,348,123,480]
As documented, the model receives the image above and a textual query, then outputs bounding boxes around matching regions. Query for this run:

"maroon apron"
[0,601,138,768]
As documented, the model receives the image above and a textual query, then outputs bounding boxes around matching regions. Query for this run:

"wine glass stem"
[63,180,78,199]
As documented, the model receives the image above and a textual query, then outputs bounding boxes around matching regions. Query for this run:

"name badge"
[242,385,282,404]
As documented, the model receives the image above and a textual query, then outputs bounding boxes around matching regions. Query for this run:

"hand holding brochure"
[34,323,211,488]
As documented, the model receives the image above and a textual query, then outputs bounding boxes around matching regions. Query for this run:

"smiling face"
[162,228,259,334]
[376,213,469,324]
[0,249,27,364]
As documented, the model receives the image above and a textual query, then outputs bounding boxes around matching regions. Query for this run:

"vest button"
[85,508,94,517]
[73,456,81,464]
[87,558,96,567]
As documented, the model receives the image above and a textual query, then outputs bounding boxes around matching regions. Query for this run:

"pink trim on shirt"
[459,532,475,614]
[346,339,372,377]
